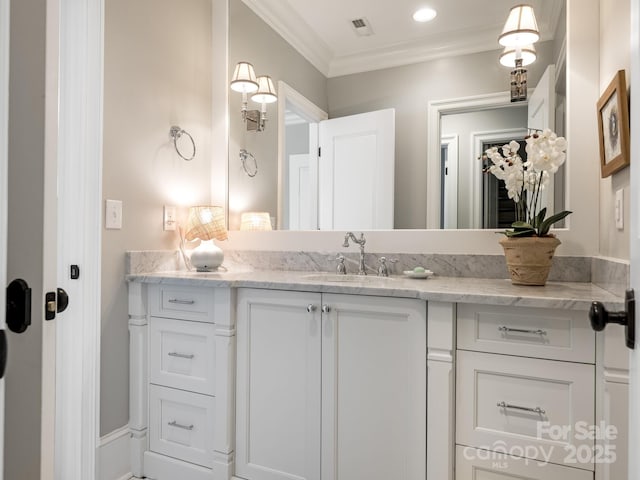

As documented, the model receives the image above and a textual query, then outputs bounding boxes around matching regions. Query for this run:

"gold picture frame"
[597,70,630,178]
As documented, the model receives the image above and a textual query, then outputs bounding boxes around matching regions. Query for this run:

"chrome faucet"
[376,256,398,277]
[343,232,367,275]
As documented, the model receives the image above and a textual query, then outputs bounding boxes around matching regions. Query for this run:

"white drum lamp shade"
[500,44,537,67]
[498,5,540,47]
[240,212,272,231]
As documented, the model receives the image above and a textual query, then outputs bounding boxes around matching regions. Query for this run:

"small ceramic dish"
[403,270,434,279]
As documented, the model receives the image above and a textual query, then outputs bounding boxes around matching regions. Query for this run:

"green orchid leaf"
[511,221,534,231]
[505,228,536,237]
[538,210,573,236]
[534,208,547,228]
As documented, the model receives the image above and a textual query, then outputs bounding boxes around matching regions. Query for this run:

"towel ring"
[169,125,196,161]
[240,149,258,177]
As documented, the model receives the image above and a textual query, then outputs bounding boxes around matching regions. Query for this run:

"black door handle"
[589,289,635,349]
[6,278,31,333]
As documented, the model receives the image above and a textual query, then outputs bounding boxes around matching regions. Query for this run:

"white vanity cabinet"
[127,276,627,480]
[454,303,596,480]
[234,288,427,480]
[128,283,236,480]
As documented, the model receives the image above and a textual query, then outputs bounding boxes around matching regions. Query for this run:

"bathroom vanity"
[127,271,625,480]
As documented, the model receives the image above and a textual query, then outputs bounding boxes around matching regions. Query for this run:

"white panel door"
[236,288,321,480]
[528,64,556,215]
[0,0,8,475]
[289,153,312,230]
[528,64,556,132]
[441,135,459,229]
[629,0,640,478]
[321,294,426,480]
[318,109,395,230]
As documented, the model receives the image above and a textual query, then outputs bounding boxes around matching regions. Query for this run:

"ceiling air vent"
[350,17,374,36]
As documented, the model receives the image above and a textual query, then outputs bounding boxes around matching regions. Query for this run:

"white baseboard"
[99,425,132,480]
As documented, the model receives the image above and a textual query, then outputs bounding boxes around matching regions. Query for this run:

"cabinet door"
[598,380,628,480]
[236,288,321,480]
[457,350,595,470]
[321,294,426,480]
[456,446,593,480]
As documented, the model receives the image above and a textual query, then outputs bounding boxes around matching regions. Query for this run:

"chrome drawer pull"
[498,326,547,336]
[497,401,546,415]
[168,298,195,305]
[168,420,194,430]
[168,352,195,359]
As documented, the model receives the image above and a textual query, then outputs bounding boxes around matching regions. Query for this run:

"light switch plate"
[615,188,624,230]
[105,199,123,229]
[164,205,177,231]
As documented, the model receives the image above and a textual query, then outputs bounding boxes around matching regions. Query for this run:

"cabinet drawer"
[456,446,593,480]
[149,385,215,468]
[456,351,595,470]
[149,317,216,395]
[457,304,595,363]
[148,285,215,323]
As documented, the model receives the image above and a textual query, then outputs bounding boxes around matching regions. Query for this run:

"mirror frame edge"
[223,0,601,257]
[214,0,230,211]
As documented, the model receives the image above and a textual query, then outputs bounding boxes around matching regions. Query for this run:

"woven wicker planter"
[499,236,561,286]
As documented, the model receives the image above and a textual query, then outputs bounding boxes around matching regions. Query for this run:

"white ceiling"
[240,0,564,77]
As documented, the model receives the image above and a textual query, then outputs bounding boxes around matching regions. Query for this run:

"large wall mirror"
[228,0,566,231]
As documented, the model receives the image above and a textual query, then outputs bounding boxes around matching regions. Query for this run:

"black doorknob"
[589,289,635,349]
[56,288,69,313]
[6,278,32,333]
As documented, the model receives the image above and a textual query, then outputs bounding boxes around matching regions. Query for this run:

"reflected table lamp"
[240,212,272,231]
[185,205,228,272]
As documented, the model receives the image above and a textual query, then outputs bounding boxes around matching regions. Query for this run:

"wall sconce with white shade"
[230,61,259,122]
[498,5,539,47]
[240,212,272,231]
[498,5,539,102]
[230,62,278,132]
[499,44,536,68]
[184,205,228,271]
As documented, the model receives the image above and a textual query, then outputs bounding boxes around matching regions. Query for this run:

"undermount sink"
[302,273,395,283]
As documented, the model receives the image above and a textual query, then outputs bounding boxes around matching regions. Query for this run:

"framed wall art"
[597,69,630,178]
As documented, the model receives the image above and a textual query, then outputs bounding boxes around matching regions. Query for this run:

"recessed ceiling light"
[413,7,437,23]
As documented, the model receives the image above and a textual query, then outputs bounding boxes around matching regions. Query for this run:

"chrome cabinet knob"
[321,305,331,313]
[307,304,317,313]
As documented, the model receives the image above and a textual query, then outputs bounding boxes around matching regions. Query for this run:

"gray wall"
[441,106,528,228]
[101,0,213,435]
[228,0,327,230]
[7,0,45,477]
[327,42,554,229]
[599,0,631,259]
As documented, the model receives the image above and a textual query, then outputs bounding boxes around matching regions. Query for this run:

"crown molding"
[240,0,332,76]
[328,26,500,77]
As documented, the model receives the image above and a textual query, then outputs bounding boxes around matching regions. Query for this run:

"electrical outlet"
[105,199,123,229]
[164,205,177,231]
[615,189,624,230]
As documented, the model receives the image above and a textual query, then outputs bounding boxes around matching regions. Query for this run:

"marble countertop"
[127,270,624,311]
